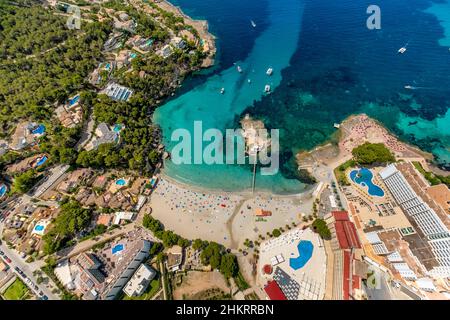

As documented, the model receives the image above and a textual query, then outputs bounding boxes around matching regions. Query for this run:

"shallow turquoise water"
[424,0,450,46]
[154,0,306,193]
[154,0,450,193]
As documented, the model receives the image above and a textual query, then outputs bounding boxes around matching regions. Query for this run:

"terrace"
[257,228,326,300]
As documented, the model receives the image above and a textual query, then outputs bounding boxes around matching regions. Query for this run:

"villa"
[115,50,135,69]
[85,123,120,151]
[103,32,125,52]
[170,36,186,50]
[89,61,116,87]
[55,104,83,128]
[126,35,154,53]
[113,211,135,225]
[179,30,197,45]
[9,122,45,151]
[96,214,113,227]
[0,140,8,156]
[57,169,94,193]
[75,187,97,207]
[157,44,173,59]
[113,13,137,33]
[102,82,133,102]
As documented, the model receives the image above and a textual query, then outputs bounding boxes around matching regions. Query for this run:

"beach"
[296,114,436,173]
[149,174,314,248]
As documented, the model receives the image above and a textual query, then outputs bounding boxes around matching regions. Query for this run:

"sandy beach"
[297,114,434,172]
[149,174,315,249]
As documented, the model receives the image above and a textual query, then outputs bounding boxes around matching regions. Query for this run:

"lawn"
[123,279,161,300]
[334,159,356,186]
[3,278,30,300]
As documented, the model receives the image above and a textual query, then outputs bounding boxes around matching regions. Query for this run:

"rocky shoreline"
[154,0,217,68]
[296,113,448,176]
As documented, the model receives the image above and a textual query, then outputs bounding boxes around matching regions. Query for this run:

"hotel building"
[379,164,450,278]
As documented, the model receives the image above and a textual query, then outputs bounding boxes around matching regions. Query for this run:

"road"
[56,223,137,260]
[363,266,413,300]
[0,164,70,300]
[363,268,393,300]
[75,110,94,151]
[30,164,69,198]
[0,243,59,300]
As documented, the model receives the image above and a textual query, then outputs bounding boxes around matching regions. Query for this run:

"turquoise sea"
[154,0,450,193]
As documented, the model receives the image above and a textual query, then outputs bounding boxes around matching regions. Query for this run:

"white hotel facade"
[379,164,450,278]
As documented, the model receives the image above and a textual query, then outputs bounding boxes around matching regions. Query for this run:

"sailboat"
[251,20,256,28]
[398,41,409,54]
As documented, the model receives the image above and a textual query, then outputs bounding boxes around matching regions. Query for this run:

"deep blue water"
[155,0,450,193]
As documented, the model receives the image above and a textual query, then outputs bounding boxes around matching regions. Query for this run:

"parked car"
[39,291,44,296]
[4,256,11,263]
[0,250,4,256]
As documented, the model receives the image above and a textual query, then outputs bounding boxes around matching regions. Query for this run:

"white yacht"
[220,88,225,94]
[266,67,273,76]
[237,65,242,73]
[251,20,256,28]
[264,84,271,93]
[398,47,407,54]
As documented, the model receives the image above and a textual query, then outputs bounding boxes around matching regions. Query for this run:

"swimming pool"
[112,243,124,255]
[68,95,80,107]
[0,184,7,197]
[32,124,46,135]
[116,178,126,186]
[113,124,123,133]
[34,225,44,232]
[35,156,48,167]
[289,240,314,270]
[350,168,385,197]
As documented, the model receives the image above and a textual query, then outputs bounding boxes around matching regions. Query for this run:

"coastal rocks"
[240,114,271,155]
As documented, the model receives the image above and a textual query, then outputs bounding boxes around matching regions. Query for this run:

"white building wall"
[379,164,450,278]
